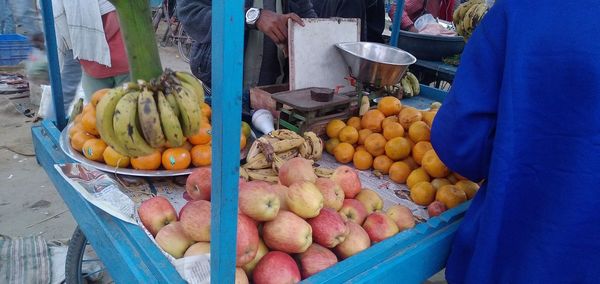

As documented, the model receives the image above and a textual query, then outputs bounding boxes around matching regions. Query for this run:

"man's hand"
[256,10,304,44]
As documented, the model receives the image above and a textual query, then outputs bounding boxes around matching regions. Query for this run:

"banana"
[243,153,271,169]
[359,96,370,116]
[271,153,285,174]
[157,91,185,147]
[246,140,261,162]
[173,86,201,137]
[138,88,165,148]
[95,88,129,155]
[270,129,302,140]
[464,3,482,32]
[278,148,299,161]
[298,139,312,159]
[314,167,334,178]
[175,71,206,106]
[246,169,279,183]
[304,132,323,160]
[68,98,83,124]
[113,92,156,157]
[165,92,180,118]
[401,77,414,98]
[270,138,305,153]
[239,167,250,181]
[406,72,420,95]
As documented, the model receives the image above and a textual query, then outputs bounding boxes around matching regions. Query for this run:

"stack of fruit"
[383,71,420,98]
[453,0,490,40]
[325,96,480,215]
[139,157,417,283]
[68,70,249,171]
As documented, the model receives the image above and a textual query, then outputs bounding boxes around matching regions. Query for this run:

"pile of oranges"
[325,96,479,209]
[69,89,247,171]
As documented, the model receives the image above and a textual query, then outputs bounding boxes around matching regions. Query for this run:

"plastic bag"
[38,85,56,121]
[414,14,437,31]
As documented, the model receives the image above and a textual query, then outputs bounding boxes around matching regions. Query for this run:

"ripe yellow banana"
[95,88,129,155]
[246,169,279,183]
[157,91,185,147]
[401,77,414,98]
[243,153,271,170]
[278,148,299,161]
[270,138,305,153]
[239,167,250,181]
[314,167,334,178]
[138,88,165,148]
[304,132,323,160]
[298,139,312,159]
[359,96,370,116]
[173,86,201,137]
[405,72,420,96]
[113,92,156,157]
[270,129,302,140]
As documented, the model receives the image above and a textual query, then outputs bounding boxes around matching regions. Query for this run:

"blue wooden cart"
[32,0,468,282]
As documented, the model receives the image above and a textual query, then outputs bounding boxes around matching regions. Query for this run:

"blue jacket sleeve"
[430,2,507,182]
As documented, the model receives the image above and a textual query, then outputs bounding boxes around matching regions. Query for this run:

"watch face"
[247,8,259,22]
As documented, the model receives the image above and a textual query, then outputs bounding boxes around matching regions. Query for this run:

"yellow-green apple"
[263,210,312,253]
[362,212,399,243]
[334,221,371,259]
[239,181,281,221]
[185,167,212,201]
[307,208,349,248]
[252,251,301,284]
[270,184,289,211]
[236,214,260,266]
[314,178,344,211]
[180,200,211,242]
[278,157,317,186]
[298,243,338,279]
[427,201,447,217]
[183,241,210,257]
[339,199,368,225]
[286,182,323,218]
[330,166,362,198]
[355,189,383,214]
[155,221,195,259]
[138,196,177,236]
[242,239,269,277]
[386,204,415,231]
[236,267,249,284]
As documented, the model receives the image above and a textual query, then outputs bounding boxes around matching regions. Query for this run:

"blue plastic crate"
[0,34,32,66]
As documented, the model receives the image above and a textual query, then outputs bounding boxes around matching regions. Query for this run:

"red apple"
[270,184,289,211]
[138,196,177,236]
[185,167,211,201]
[236,267,249,284]
[242,238,269,277]
[286,182,324,218]
[334,221,371,259]
[183,241,210,257]
[180,200,211,242]
[386,204,415,231]
[355,189,383,213]
[307,208,349,248]
[298,243,338,279]
[339,199,368,225]
[314,178,344,211]
[236,214,260,266]
[155,222,195,259]
[278,157,317,186]
[330,166,361,198]
[253,251,301,284]
[239,181,281,221]
[427,201,447,217]
[263,211,312,253]
[362,212,399,243]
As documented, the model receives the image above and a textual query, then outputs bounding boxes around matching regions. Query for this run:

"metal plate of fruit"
[59,123,253,177]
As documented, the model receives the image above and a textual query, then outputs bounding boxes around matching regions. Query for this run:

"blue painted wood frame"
[389,0,405,47]
[210,0,245,283]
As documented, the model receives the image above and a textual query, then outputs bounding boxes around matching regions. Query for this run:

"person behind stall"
[177,0,317,108]
[389,0,455,32]
[430,0,600,283]
[312,0,386,43]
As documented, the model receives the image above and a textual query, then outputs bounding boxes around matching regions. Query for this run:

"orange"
[364,133,387,156]
[188,124,212,145]
[325,138,340,154]
[355,145,367,152]
[373,155,394,174]
[103,146,130,168]
[346,116,361,130]
[410,181,436,206]
[447,174,459,184]
[357,129,373,145]
[240,133,247,150]
[422,110,437,128]
[91,89,110,106]
[181,141,194,151]
[381,116,399,130]
[69,123,85,139]
[384,137,411,161]
[406,167,431,189]
[382,122,404,140]
[454,180,480,200]
[389,161,411,184]
[191,144,212,167]
[338,126,359,144]
[81,110,99,136]
[377,96,402,116]
[398,107,422,129]
[333,142,355,164]
[431,178,452,190]
[326,119,346,138]
[200,102,212,120]
[73,113,83,124]
[412,141,433,165]
[436,185,467,209]
[402,156,419,170]
[82,138,107,162]
[408,121,431,143]
[360,109,386,133]
[162,147,192,170]
[70,131,95,152]
[421,150,450,178]
[353,150,373,170]
[131,151,162,170]
[82,103,95,114]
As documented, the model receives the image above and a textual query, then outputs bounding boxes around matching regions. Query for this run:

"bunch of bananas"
[240,129,324,182]
[383,71,420,98]
[453,0,489,40]
[95,69,205,157]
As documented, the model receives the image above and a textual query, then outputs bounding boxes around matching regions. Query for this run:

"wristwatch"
[245,8,261,29]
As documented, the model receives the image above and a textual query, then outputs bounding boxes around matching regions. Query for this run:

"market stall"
[32,0,480,282]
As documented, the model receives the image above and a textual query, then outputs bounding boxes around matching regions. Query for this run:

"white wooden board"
[289,18,360,93]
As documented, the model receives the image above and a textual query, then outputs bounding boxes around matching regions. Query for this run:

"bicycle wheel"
[177,27,194,63]
[65,226,109,284]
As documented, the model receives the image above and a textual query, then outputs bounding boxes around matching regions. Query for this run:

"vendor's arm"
[401,10,417,32]
[430,4,507,182]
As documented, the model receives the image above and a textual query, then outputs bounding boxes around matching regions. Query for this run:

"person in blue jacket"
[431,0,600,283]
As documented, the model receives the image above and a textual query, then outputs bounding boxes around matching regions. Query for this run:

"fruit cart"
[32,0,470,283]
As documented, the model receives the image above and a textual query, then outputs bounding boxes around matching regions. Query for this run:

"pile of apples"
[138,157,417,283]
